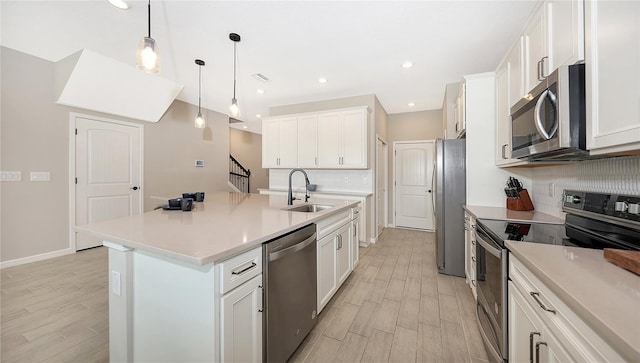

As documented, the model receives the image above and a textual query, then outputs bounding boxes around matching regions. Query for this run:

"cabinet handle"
[258,284,264,312]
[315,157,318,166]
[471,256,476,262]
[353,224,357,237]
[471,279,476,287]
[502,144,508,159]
[530,292,556,314]
[471,240,476,246]
[231,261,257,276]
[529,332,541,363]
[537,59,543,81]
[540,56,548,79]
[535,341,547,363]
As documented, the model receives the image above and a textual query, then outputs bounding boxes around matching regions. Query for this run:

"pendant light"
[194,59,206,128]
[136,0,160,73]
[229,33,241,117]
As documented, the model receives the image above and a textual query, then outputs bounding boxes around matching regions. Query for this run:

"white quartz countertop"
[258,188,373,197]
[506,241,640,361]
[464,205,564,224]
[75,192,359,266]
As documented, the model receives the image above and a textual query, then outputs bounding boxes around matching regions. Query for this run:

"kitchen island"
[76,192,360,363]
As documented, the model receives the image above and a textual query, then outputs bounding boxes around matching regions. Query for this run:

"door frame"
[392,140,435,229]
[68,112,144,251]
[375,135,388,236]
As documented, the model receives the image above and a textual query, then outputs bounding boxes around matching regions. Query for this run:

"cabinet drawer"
[219,247,262,294]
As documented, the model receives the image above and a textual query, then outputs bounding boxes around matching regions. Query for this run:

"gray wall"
[387,109,443,224]
[229,128,269,193]
[0,46,229,263]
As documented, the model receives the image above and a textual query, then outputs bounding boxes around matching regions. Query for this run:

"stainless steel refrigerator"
[434,138,466,277]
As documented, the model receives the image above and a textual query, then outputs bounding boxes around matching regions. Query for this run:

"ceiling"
[1,1,538,134]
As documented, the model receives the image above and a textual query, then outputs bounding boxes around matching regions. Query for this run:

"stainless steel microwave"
[511,64,587,160]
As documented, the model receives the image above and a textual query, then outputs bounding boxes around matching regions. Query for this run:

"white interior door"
[394,142,434,230]
[376,138,388,236]
[75,116,142,250]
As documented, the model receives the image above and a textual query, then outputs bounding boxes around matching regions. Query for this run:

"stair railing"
[229,155,251,193]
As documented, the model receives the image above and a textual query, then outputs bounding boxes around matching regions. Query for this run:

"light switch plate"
[30,171,51,181]
[195,160,204,167]
[111,271,121,296]
[0,171,22,182]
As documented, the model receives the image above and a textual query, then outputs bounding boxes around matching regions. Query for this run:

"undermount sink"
[284,204,333,213]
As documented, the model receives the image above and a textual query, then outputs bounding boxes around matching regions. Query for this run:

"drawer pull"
[529,332,540,363]
[231,261,257,276]
[530,292,556,314]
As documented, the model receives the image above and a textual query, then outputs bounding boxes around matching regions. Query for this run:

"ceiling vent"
[251,73,270,82]
[229,117,244,123]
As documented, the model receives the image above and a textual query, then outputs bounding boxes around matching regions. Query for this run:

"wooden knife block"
[506,189,535,211]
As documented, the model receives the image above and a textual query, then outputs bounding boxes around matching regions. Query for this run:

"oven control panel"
[563,190,640,222]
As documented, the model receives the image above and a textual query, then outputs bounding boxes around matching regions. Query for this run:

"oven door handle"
[534,89,558,140]
[476,232,502,258]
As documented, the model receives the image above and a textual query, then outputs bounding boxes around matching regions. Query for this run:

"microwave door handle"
[534,90,552,140]
[546,89,559,138]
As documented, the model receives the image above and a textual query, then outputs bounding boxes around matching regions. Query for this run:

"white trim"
[0,248,74,269]
[227,181,242,193]
[103,241,133,252]
[369,237,377,245]
[388,223,396,228]
[69,112,144,252]
[375,135,389,236]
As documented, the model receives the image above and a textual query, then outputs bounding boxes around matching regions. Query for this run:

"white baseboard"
[227,181,241,193]
[0,248,75,269]
[388,224,395,228]
[369,237,377,245]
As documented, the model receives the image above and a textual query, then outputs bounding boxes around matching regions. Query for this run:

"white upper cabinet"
[261,117,298,168]
[585,0,640,155]
[454,83,467,138]
[496,39,528,167]
[262,107,368,169]
[297,115,318,168]
[520,1,584,99]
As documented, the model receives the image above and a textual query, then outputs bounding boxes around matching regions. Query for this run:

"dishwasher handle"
[268,234,316,262]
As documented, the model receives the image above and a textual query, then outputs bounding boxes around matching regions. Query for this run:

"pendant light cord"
[147,0,151,38]
[233,41,237,99]
[198,64,202,112]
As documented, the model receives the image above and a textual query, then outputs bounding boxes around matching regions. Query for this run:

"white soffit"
[54,49,183,122]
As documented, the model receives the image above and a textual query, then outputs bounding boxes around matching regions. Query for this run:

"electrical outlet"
[0,171,21,182]
[195,160,204,167]
[30,171,51,181]
[548,183,555,197]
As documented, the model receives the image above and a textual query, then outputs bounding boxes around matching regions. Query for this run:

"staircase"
[229,155,251,193]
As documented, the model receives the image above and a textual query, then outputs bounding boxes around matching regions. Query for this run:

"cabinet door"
[351,218,359,269]
[261,119,280,168]
[278,117,298,168]
[341,109,367,168]
[524,7,545,92]
[317,112,342,168]
[297,115,318,168]
[317,233,337,312]
[496,49,527,167]
[586,0,640,155]
[336,224,352,286]
[507,37,524,109]
[546,0,584,72]
[220,275,263,363]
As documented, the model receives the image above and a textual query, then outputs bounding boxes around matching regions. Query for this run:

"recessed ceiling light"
[256,114,262,118]
[318,77,328,83]
[402,61,414,69]
[108,0,130,9]
[243,126,248,129]
[257,89,264,94]
[408,102,415,107]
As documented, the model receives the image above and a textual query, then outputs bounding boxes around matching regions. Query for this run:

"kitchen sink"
[284,204,333,213]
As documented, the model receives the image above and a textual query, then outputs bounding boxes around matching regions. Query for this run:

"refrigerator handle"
[431,166,436,216]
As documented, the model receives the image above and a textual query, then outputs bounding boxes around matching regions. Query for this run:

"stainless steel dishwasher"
[263,223,317,363]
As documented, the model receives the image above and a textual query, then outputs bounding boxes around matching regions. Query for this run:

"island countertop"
[507,241,640,362]
[75,192,359,265]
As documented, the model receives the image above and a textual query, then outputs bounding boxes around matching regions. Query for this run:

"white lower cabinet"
[317,232,338,311]
[509,254,625,362]
[351,215,360,268]
[219,273,263,363]
[464,212,477,299]
[335,223,351,287]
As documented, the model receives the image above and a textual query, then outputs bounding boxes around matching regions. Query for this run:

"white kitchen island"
[75,192,360,363]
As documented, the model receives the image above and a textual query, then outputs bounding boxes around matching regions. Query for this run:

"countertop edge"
[464,205,564,224]
[506,242,638,362]
[77,200,359,266]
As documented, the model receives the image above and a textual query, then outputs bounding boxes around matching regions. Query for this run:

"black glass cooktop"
[476,217,640,251]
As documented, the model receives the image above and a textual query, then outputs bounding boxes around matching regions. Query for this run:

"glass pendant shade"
[136,37,160,73]
[229,98,239,117]
[194,112,205,128]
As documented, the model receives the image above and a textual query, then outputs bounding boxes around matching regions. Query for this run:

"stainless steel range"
[475,190,640,362]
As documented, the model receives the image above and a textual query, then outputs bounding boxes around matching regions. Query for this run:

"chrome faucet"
[288,168,310,205]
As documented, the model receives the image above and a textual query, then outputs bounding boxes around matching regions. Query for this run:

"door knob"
[427,190,432,193]
[131,186,139,191]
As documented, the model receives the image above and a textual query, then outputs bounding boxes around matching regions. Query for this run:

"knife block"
[506,189,535,211]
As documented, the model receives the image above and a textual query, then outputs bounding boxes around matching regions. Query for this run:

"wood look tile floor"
[0,228,488,363]
[290,228,489,363]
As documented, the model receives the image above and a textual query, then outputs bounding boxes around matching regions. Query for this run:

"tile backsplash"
[269,169,374,193]
[531,155,640,218]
